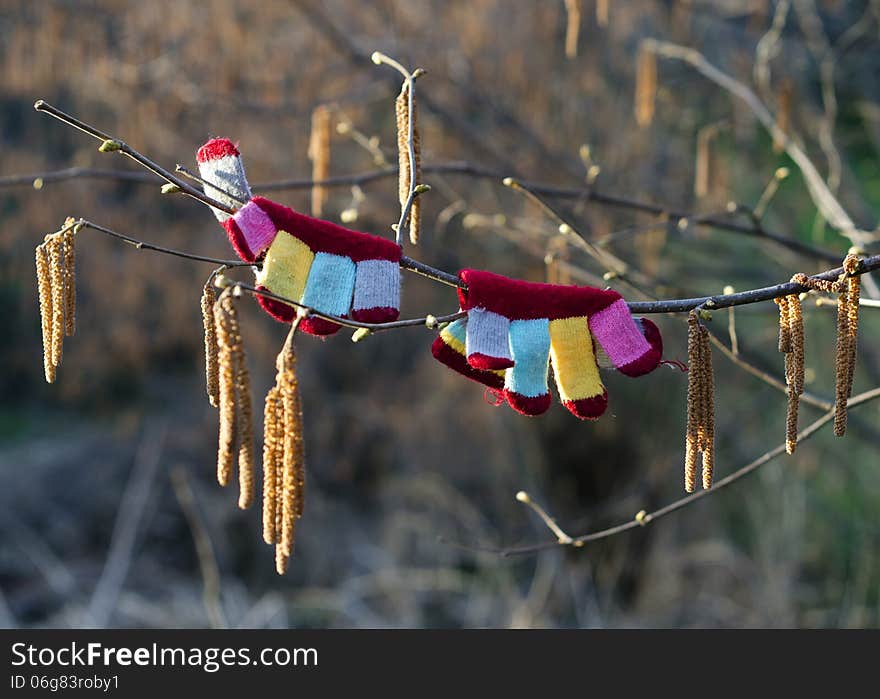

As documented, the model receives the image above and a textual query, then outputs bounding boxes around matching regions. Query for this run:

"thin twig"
[440,386,880,557]
[49,215,880,317]
[372,52,423,245]
[6,160,844,263]
[33,100,235,215]
[231,278,465,332]
[644,41,867,243]
[56,218,249,268]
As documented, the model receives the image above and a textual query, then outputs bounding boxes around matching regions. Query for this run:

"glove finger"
[589,299,662,376]
[197,138,253,223]
[504,319,552,416]
[465,308,514,370]
[299,252,356,336]
[549,316,607,420]
[254,230,314,324]
[351,259,400,324]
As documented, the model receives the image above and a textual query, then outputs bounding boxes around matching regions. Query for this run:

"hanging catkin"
[773,80,792,154]
[700,325,716,490]
[684,311,715,492]
[776,291,804,454]
[396,83,421,244]
[833,254,861,436]
[279,337,306,572]
[212,286,255,508]
[61,228,76,337]
[263,320,307,575]
[308,105,331,218]
[262,386,282,545]
[791,254,861,438]
[635,42,657,128]
[214,289,240,489]
[35,239,55,384]
[35,227,78,384]
[694,125,715,198]
[844,270,860,396]
[47,235,65,370]
[776,295,791,353]
[596,0,609,27]
[564,0,582,59]
[684,313,701,492]
[201,281,219,408]
[235,345,255,510]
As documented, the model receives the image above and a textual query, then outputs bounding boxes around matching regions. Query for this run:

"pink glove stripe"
[232,201,277,259]
[588,299,661,376]
[458,269,620,320]
[221,218,255,263]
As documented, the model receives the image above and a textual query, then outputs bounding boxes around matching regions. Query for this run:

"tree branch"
[53,216,880,317]
[645,40,866,242]
[440,386,880,557]
[8,160,844,264]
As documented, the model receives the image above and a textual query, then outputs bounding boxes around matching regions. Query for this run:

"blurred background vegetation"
[1,0,879,628]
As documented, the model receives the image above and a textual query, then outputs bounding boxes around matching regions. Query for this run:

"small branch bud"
[351,327,371,343]
[98,139,122,153]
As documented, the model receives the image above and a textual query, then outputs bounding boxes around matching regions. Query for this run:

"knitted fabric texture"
[197,138,253,223]
[198,139,402,336]
[431,269,663,419]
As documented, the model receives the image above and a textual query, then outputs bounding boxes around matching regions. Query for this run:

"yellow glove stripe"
[549,316,604,401]
[256,231,314,303]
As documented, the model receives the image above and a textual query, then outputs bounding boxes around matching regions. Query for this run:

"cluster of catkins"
[35,221,76,383]
[781,253,862,450]
[682,253,862,493]
[201,282,305,575]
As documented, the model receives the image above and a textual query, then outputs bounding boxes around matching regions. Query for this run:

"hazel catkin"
[36,241,55,383]
[396,84,421,244]
[684,312,715,492]
[308,105,331,218]
[201,282,219,408]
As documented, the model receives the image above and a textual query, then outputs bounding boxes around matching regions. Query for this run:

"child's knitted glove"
[431,269,663,419]
[197,139,402,336]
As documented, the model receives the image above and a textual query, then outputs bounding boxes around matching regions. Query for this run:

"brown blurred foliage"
[1,0,879,628]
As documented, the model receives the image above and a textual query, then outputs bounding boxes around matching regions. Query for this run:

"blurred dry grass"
[0,0,879,628]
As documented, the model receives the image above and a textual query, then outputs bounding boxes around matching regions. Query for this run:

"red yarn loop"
[484,387,506,406]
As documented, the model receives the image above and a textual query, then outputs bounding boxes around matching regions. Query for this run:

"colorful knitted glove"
[197,139,402,336]
[431,269,663,419]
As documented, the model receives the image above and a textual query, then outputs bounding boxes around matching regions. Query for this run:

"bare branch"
[52,215,880,318]
[442,386,880,557]
[33,100,234,215]
[645,40,868,245]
